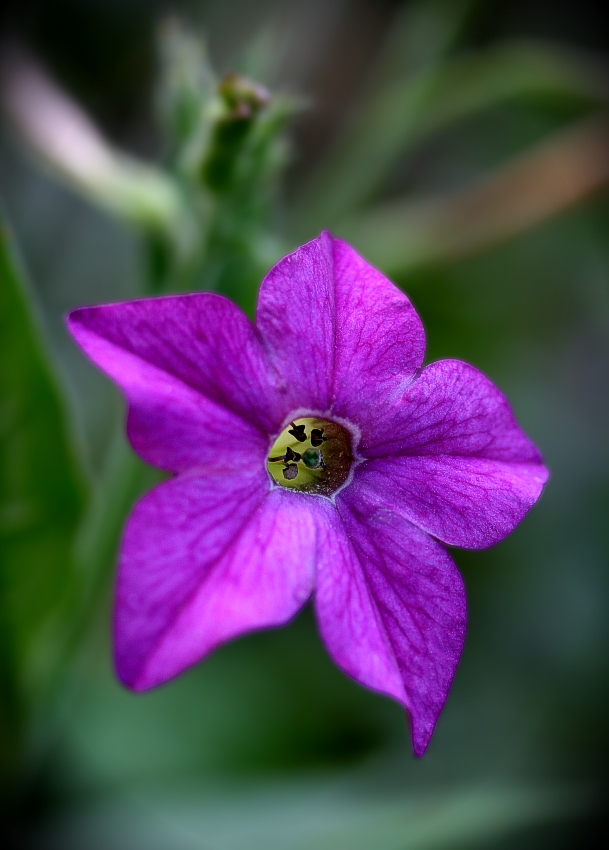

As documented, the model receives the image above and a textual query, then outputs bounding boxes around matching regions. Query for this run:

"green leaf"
[370,0,480,82]
[36,779,593,850]
[341,117,609,275]
[156,19,216,161]
[0,215,86,783]
[2,55,183,233]
[296,42,609,232]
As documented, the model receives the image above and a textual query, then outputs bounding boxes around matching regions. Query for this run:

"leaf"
[369,0,480,82]
[2,52,183,232]
[34,779,593,850]
[0,215,86,779]
[296,42,609,232]
[341,117,609,275]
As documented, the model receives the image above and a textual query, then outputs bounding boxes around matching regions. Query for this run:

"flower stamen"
[310,428,327,447]
[282,464,299,480]
[267,417,352,496]
[288,422,307,442]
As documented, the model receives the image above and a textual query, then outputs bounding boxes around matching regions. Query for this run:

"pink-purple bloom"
[67,233,548,756]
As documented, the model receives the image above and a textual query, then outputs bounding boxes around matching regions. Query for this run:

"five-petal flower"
[67,232,548,756]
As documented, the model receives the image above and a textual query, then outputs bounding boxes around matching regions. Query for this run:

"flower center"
[267,417,353,496]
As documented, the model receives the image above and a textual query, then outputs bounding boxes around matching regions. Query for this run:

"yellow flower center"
[267,417,353,496]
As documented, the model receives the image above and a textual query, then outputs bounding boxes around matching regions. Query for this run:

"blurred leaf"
[371,0,480,81]
[343,117,609,274]
[0,215,86,784]
[296,42,609,231]
[1,51,184,232]
[33,779,593,850]
[70,429,164,653]
[156,18,216,164]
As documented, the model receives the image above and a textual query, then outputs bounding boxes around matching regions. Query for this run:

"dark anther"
[268,447,301,463]
[310,428,327,447]
[282,464,299,480]
[288,422,307,442]
[302,448,325,470]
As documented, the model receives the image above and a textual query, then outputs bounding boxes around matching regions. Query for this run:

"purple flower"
[67,233,548,756]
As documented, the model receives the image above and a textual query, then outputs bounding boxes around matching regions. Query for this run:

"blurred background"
[1,0,608,847]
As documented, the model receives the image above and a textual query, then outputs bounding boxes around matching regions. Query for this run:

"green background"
[1,1,608,846]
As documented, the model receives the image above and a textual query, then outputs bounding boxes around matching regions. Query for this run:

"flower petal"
[256,233,337,411]
[256,233,425,422]
[315,483,466,757]
[356,360,548,548]
[330,238,426,427]
[361,359,543,462]
[67,294,285,472]
[356,456,548,549]
[115,471,322,691]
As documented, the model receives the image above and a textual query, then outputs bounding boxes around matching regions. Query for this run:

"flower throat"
[267,417,353,497]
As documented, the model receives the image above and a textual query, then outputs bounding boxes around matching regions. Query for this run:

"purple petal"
[67,294,285,472]
[330,238,426,427]
[357,359,548,548]
[256,233,425,423]
[115,470,322,691]
[362,359,544,461]
[257,233,337,411]
[356,456,548,549]
[315,483,466,757]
